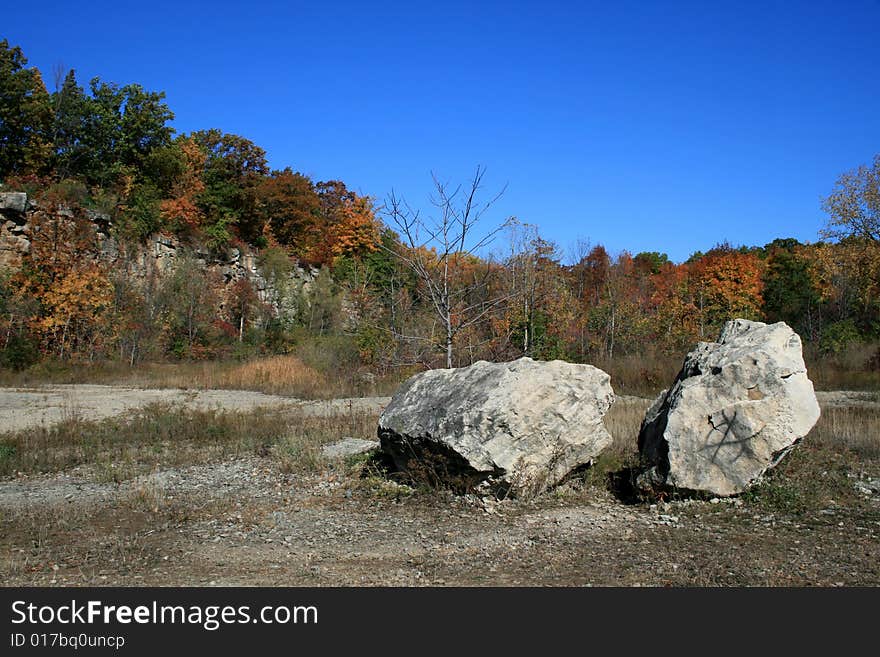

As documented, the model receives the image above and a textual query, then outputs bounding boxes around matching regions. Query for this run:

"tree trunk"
[445,317,453,369]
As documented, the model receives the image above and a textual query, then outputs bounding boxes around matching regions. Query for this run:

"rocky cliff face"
[0,191,318,316]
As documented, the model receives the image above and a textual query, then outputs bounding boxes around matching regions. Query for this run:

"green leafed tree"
[50,69,92,180]
[190,129,269,245]
[48,71,174,186]
[0,40,52,179]
[761,238,820,341]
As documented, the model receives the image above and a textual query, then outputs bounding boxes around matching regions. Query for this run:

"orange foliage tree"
[313,181,381,265]
[255,168,321,254]
[689,247,765,336]
[649,261,700,348]
[159,136,207,232]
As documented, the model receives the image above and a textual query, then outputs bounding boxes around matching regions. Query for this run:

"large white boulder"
[378,357,614,498]
[638,319,820,496]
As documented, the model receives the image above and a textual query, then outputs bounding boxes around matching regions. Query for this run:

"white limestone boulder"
[638,319,821,497]
[378,357,614,498]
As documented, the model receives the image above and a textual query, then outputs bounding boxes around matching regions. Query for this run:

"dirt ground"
[1,386,879,587]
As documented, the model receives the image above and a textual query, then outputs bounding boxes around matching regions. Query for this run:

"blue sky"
[4,0,879,262]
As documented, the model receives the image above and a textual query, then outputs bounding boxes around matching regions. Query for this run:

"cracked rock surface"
[379,357,614,498]
[638,319,821,496]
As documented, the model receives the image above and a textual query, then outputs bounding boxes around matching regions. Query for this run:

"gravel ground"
[2,453,877,586]
[1,385,878,586]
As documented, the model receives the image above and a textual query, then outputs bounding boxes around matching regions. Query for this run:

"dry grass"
[273,410,380,474]
[1,388,878,586]
[0,354,407,399]
[0,338,875,400]
[603,397,652,458]
[0,403,377,481]
[599,342,880,396]
[153,355,328,397]
[567,396,651,490]
[0,402,291,479]
[597,352,682,397]
[805,342,880,391]
[808,405,880,461]
[0,488,237,585]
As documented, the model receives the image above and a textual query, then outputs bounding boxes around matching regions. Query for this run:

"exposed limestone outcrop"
[0,191,318,318]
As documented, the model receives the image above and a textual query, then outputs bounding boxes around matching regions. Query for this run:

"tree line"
[0,39,877,376]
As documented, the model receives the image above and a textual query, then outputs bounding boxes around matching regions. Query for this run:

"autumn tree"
[325,189,381,261]
[224,278,269,343]
[0,268,40,369]
[302,268,342,335]
[108,257,165,366]
[808,241,880,345]
[155,136,208,234]
[255,169,321,254]
[587,251,647,359]
[190,129,268,246]
[690,246,765,336]
[383,166,511,368]
[15,206,114,360]
[159,253,219,358]
[500,219,569,359]
[333,228,418,371]
[37,265,113,360]
[821,154,879,243]
[649,261,700,349]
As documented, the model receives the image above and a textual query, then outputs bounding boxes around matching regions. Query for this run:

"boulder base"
[638,319,820,496]
[378,357,614,498]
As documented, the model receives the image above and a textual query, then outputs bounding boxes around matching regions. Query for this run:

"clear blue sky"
[4,0,879,262]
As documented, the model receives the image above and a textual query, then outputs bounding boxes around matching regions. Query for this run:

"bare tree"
[383,165,512,368]
[502,218,564,357]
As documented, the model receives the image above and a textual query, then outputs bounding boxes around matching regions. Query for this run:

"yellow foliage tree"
[37,266,113,359]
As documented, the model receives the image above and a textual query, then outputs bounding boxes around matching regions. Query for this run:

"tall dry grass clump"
[805,342,880,391]
[602,396,651,461]
[140,355,328,397]
[808,405,880,461]
[213,355,327,396]
[0,401,382,481]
